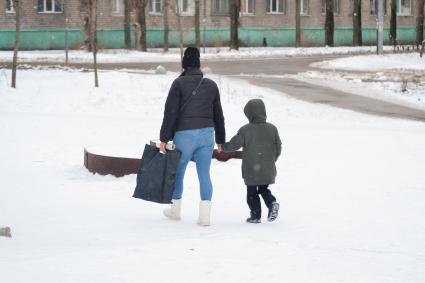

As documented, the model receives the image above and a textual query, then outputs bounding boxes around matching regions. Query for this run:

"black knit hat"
[182,47,200,69]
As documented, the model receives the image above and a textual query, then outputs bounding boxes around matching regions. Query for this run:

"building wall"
[0,0,423,49]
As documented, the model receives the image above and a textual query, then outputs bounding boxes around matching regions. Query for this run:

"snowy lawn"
[311,53,425,71]
[0,46,395,64]
[1,68,425,283]
[294,53,425,110]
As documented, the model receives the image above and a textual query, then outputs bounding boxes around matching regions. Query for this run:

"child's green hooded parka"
[222,99,282,186]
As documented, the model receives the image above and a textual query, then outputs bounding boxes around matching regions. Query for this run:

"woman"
[159,47,225,226]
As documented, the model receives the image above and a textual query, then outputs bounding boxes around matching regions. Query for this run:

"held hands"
[161,142,222,154]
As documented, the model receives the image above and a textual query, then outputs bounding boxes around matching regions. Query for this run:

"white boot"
[197,200,211,226]
[163,199,182,220]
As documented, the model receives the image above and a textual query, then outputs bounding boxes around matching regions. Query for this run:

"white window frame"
[267,0,285,14]
[38,0,63,14]
[149,0,162,15]
[212,0,229,15]
[6,0,15,13]
[177,0,195,16]
[113,0,124,15]
[397,0,411,15]
[301,0,309,15]
[321,0,340,15]
[240,0,254,16]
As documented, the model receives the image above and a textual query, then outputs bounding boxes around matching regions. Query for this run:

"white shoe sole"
[267,203,280,222]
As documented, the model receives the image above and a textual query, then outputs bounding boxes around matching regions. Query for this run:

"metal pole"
[64,0,69,64]
[377,0,384,54]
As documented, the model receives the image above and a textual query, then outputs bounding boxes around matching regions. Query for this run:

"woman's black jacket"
[160,68,225,144]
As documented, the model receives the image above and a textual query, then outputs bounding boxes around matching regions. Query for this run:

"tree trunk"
[80,0,92,52]
[124,0,132,49]
[353,0,362,46]
[416,0,425,46]
[295,0,301,47]
[64,0,69,64]
[163,0,169,51]
[195,0,201,48]
[390,0,397,46]
[135,23,141,49]
[11,0,20,89]
[89,0,99,87]
[174,0,184,66]
[137,0,147,51]
[230,0,239,50]
[325,0,334,47]
[83,16,92,51]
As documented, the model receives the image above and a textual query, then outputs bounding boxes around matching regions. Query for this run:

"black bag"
[133,144,181,204]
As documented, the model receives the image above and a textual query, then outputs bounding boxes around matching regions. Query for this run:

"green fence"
[0,26,422,50]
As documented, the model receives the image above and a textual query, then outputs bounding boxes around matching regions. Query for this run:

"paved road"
[204,56,425,122]
[249,76,425,122]
[2,55,425,121]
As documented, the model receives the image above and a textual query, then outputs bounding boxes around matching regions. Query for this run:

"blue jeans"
[172,127,215,201]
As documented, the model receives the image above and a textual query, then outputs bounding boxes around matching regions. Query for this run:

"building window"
[177,0,195,15]
[212,0,229,14]
[321,0,340,15]
[301,0,309,15]
[266,0,285,13]
[113,0,124,15]
[370,0,387,15]
[240,0,254,15]
[398,0,411,15]
[149,0,162,14]
[6,0,15,13]
[37,0,63,13]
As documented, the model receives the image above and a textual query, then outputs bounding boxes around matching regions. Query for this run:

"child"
[222,99,282,223]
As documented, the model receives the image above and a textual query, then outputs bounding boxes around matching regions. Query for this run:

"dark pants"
[246,185,276,219]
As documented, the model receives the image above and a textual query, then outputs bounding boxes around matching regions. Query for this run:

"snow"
[311,53,425,71]
[0,46,395,63]
[1,67,425,283]
[293,53,425,110]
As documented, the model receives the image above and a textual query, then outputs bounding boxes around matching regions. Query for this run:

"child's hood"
[244,99,267,123]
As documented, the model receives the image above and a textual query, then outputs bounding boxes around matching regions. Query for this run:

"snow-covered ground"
[311,53,425,71]
[1,68,425,283]
[0,46,395,63]
[294,53,425,110]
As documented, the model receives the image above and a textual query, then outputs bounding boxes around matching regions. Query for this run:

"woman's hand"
[160,142,167,154]
[216,144,222,153]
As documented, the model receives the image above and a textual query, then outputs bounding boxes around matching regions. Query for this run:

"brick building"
[0,0,423,49]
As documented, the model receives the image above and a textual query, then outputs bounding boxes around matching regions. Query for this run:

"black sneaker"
[267,202,280,222]
[246,217,261,223]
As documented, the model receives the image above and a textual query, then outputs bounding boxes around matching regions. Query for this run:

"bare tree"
[163,0,169,51]
[80,0,92,51]
[417,0,425,46]
[390,0,397,46]
[136,0,148,51]
[230,0,239,50]
[195,0,201,48]
[64,0,69,64]
[353,0,362,46]
[11,0,20,89]
[88,0,99,87]
[172,0,184,64]
[124,0,132,49]
[295,0,301,47]
[325,0,334,47]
